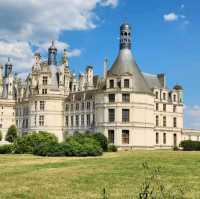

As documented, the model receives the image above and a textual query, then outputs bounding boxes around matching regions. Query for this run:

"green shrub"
[0,131,2,141]
[180,140,200,151]
[0,144,13,154]
[108,144,118,152]
[5,125,18,143]
[34,134,103,157]
[92,133,108,152]
[14,131,58,154]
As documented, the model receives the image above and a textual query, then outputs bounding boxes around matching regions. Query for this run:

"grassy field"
[0,151,200,199]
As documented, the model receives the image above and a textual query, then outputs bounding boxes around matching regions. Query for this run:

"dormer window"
[124,79,129,88]
[173,94,177,102]
[155,91,159,99]
[163,93,166,100]
[109,79,114,88]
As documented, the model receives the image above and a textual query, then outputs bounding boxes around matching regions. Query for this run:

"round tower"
[120,23,131,50]
[48,40,57,65]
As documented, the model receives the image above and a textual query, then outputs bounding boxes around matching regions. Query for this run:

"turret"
[62,49,69,67]
[5,57,13,77]
[48,40,57,65]
[86,65,93,89]
[32,53,41,71]
[173,85,184,104]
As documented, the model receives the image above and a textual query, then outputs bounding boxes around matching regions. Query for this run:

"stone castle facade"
[0,23,200,148]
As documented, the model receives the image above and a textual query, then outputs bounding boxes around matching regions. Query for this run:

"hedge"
[0,144,13,154]
[180,140,200,151]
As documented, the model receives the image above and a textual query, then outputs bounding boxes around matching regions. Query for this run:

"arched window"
[156,132,159,144]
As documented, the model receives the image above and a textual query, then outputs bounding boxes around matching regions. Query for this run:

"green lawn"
[0,151,200,199]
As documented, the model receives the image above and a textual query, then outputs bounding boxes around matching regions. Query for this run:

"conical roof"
[110,49,151,94]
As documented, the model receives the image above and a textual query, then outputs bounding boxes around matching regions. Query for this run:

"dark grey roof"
[109,49,152,94]
[173,85,183,90]
[143,73,163,89]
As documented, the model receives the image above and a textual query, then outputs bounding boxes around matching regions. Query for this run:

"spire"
[104,58,108,79]
[120,23,131,50]
[48,40,57,65]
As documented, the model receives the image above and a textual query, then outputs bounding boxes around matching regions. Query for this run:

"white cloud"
[163,12,179,22]
[184,105,200,129]
[0,41,34,72]
[0,0,118,43]
[0,0,118,73]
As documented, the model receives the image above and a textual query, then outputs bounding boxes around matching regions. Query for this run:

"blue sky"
[0,0,199,128]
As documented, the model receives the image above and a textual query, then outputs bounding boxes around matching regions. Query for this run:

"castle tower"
[48,41,57,65]
[3,58,14,98]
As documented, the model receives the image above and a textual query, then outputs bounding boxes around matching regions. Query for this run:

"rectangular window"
[35,101,37,111]
[81,102,84,110]
[65,116,68,127]
[122,130,129,144]
[108,109,115,122]
[163,93,166,100]
[173,105,176,113]
[163,104,166,112]
[109,94,115,103]
[124,79,129,88]
[163,116,166,127]
[65,104,69,112]
[156,103,159,111]
[34,115,37,126]
[40,101,45,111]
[156,116,159,127]
[173,94,177,102]
[87,102,90,110]
[81,115,84,126]
[39,115,44,126]
[122,93,130,102]
[155,91,159,99]
[156,132,159,144]
[108,130,114,144]
[43,76,48,85]
[76,115,79,126]
[117,80,121,88]
[76,103,79,111]
[87,114,90,126]
[110,79,114,88]
[163,133,166,144]
[71,116,74,127]
[122,109,129,122]
[71,104,74,111]
[42,89,47,95]
[173,117,177,128]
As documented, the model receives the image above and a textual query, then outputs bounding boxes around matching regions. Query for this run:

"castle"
[0,23,200,148]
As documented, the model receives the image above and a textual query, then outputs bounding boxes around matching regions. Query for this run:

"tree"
[0,131,2,141]
[5,125,18,143]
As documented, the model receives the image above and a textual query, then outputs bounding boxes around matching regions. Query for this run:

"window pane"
[122,93,130,102]
[109,94,115,103]
[122,109,129,122]
[124,79,129,88]
[122,130,129,144]
[108,130,114,144]
[108,109,115,122]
